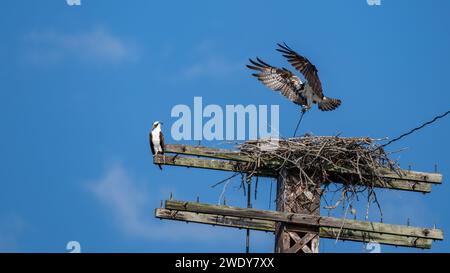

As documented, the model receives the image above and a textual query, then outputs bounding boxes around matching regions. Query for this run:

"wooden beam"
[317,226,431,249]
[165,200,444,240]
[328,173,432,193]
[154,154,433,193]
[155,208,432,249]
[155,208,274,232]
[164,144,252,162]
[153,154,275,177]
[163,144,442,184]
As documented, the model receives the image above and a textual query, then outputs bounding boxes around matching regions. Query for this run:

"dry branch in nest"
[237,136,400,218]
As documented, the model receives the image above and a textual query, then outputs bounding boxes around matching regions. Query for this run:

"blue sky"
[0,0,449,253]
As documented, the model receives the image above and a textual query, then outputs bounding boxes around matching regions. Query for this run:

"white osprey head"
[152,121,163,130]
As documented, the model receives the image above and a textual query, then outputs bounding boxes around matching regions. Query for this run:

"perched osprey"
[150,121,165,170]
[247,43,341,112]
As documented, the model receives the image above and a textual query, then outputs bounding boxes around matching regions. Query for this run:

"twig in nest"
[335,195,355,244]
[324,189,348,210]
[240,174,246,196]
[268,180,273,209]
[218,179,232,205]
[210,173,240,188]
[254,176,259,200]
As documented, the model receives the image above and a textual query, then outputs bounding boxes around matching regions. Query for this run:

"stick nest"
[238,136,400,214]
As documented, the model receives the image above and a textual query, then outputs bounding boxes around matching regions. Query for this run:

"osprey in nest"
[247,43,341,112]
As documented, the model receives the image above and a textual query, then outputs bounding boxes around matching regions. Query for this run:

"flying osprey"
[247,43,341,112]
[149,121,165,170]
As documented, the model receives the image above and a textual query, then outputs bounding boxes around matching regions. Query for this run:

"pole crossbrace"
[155,200,443,249]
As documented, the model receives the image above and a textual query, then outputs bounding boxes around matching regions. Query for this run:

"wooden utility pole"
[152,143,444,252]
[275,168,321,253]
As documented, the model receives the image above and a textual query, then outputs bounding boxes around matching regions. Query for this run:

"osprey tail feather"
[318,97,341,111]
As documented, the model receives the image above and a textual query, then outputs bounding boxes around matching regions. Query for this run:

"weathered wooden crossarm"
[164,144,252,162]
[376,168,442,184]
[153,154,275,177]
[164,144,442,185]
[155,208,432,249]
[316,227,431,249]
[153,154,434,193]
[155,208,274,232]
[165,200,444,241]
[327,173,432,193]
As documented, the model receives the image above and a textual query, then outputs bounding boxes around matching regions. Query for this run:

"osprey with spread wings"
[247,43,341,112]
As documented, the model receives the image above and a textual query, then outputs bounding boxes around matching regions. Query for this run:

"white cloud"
[23,26,138,65]
[177,40,242,79]
[181,56,242,79]
[87,162,236,243]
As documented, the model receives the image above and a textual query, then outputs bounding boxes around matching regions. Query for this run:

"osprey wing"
[159,131,165,154]
[149,131,155,155]
[247,58,306,106]
[277,43,324,98]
